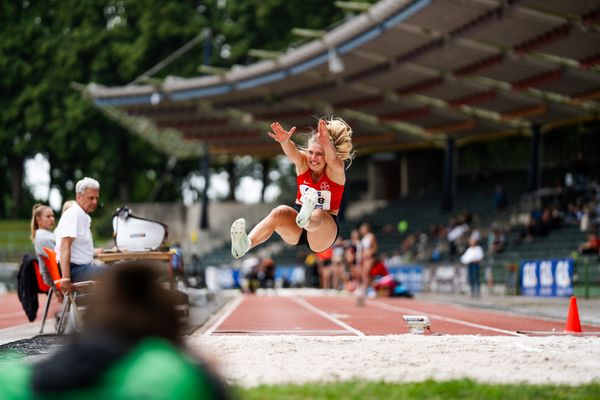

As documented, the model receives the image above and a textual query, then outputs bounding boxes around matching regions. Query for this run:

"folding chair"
[41,247,96,334]
[32,259,54,334]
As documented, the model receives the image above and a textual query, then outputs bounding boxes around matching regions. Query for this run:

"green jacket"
[0,337,227,400]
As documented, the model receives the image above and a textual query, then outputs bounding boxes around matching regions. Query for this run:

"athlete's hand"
[268,122,296,144]
[316,118,330,146]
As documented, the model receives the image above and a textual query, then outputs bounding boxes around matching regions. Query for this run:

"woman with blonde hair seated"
[30,203,57,290]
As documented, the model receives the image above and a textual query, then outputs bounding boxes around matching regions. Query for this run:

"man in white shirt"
[460,238,484,298]
[55,177,107,293]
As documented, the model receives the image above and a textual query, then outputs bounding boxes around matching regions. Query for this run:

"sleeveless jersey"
[296,169,345,212]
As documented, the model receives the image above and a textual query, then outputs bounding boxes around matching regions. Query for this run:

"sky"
[24,153,278,209]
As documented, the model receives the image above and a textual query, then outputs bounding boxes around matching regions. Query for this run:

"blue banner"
[387,265,424,293]
[520,259,573,297]
[276,265,306,286]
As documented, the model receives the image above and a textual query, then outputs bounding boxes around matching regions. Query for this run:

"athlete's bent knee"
[270,205,294,223]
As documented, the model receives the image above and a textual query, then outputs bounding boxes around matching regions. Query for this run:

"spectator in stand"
[549,206,563,230]
[578,231,600,255]
[316,247,333,289]
[415,233,429,262]
[348,228,362,266]
[487,226,506,255]
[447,217,469,256]
[370,257,392,296]
[580,203,599,233]
[169,242,184,276]
[400,233,416,261]
[460,238,484,298]
[461,209,474,226]
[330,236,346,290]
[302,251,319,288]
[257,257,276,289]
[344,228,362,291]
[494,185,508,211]
[343,239,359,292]
[358,222,378,305]
[385,250,403,268]
[564,203,580,226]
[504,262,518,295]
[485,226,505,291]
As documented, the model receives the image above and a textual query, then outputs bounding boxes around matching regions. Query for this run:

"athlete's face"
[306,142,325,172]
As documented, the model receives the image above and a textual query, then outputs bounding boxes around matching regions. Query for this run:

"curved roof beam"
[83,0,599,157]
[192,1,598,140]
[468,0,600,33]
[397,22,598,76]
[88,0,428,104]
[383,23,600,111]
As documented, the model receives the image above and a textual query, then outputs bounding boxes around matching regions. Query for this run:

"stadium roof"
[86,0,600,160]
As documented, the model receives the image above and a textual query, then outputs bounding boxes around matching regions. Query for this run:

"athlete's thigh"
[306,213,337,252]
[274,206,303,245]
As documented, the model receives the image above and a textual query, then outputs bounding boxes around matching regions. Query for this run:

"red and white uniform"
[296,169,344,212]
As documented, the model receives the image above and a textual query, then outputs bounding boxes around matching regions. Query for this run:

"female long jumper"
[231,117,354,258]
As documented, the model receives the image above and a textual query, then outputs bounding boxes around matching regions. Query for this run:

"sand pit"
[188,334,600,388]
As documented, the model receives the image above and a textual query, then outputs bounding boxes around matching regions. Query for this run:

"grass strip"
[237,379,600,400]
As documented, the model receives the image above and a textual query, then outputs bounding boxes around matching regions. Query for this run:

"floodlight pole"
[200,145,210,230]
[441,136,456,211]
[261,159,269,203]
[528,124,542,192]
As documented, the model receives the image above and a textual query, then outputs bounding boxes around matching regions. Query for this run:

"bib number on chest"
[300,185,332,210]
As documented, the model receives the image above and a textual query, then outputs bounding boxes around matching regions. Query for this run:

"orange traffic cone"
[565,296,583,333]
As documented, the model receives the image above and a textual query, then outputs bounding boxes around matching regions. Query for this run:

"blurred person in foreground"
[0,262,230,399]
[54,177,108,293]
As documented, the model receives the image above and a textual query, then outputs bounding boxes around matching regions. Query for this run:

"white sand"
[187,334,600,388]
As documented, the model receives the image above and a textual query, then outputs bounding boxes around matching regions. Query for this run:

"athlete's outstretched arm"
[268,122,305,169]
[317,119,344,173]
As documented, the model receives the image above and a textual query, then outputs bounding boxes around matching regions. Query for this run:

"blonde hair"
[30,203,52,242]
[62,200,75,214]
[303,117,355,167]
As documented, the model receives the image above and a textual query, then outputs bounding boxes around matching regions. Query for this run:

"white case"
[112,207,168,251]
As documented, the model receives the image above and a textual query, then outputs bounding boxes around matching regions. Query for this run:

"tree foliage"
[0,0,355,218]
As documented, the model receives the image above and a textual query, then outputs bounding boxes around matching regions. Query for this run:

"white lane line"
[369,300,526,337]
[291,297,366,336]
[202,296,244,336]
[212,329,352,335]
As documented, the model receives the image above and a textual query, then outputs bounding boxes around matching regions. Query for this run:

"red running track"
[0,292,61,330]
[201,295,600,337]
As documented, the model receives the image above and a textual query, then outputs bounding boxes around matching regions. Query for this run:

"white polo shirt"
[460,245,484,265]
[54,202,94,265]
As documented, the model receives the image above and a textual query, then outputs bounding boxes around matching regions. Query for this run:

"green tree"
[0,0,356,218]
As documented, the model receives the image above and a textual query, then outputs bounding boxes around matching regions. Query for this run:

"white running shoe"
[296,187,319,228]
[230,218,250,259]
